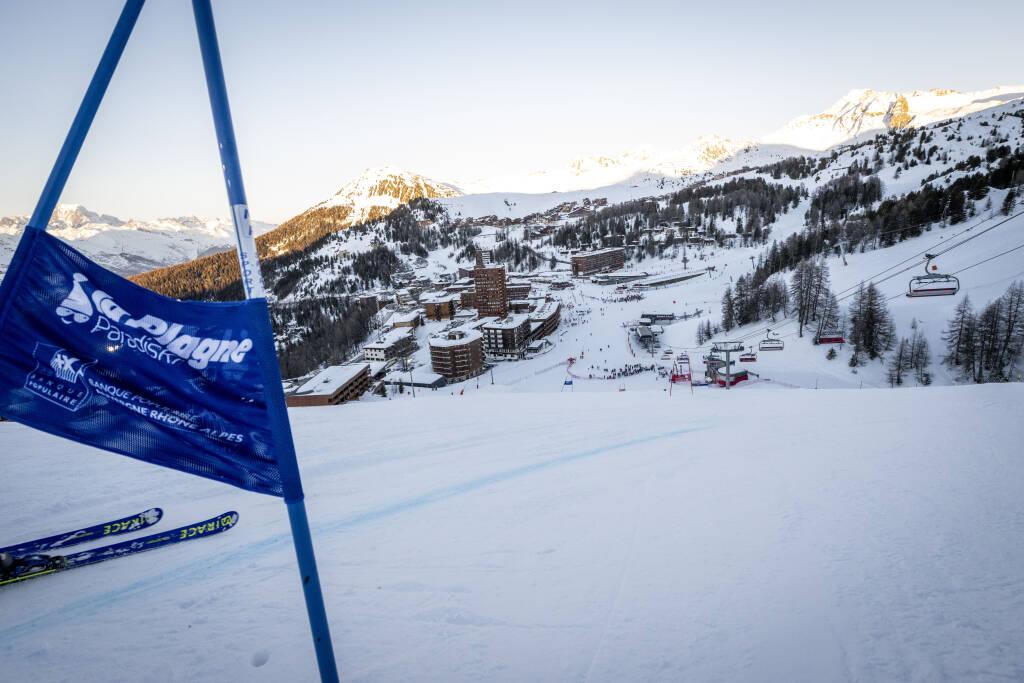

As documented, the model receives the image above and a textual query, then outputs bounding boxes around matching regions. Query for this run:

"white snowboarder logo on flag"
[56,273,93,324]
[24,343,95,411]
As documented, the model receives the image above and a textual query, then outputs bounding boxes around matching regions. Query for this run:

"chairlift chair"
[907,254,959,297]
[758,330,784,351]
[739,351,757,362]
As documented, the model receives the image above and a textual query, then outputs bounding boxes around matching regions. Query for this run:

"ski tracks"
[0,422,711,645]
[581,470,653,682]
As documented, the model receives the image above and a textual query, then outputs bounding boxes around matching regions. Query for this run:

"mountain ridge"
[0,204,276,277]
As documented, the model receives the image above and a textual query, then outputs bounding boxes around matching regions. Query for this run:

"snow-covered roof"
[390,310,421,324]
[293,363,369,396]
[482,314,530,330]
[529,300,560,321]
[429,329,483,348]
[461,316,498,330]
[366,361,390,377]
[365,328,413,350]
[420,291,460,304]
[571,247,624,259]
[383,369,445,386]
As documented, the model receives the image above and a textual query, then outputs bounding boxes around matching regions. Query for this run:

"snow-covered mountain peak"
[314,167,462,218]
[763,85,1024,151]
[49,203,124,229]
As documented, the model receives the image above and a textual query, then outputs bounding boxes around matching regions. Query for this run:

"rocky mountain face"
[0,204,275,277]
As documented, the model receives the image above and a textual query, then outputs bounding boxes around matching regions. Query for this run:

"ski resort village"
[3,2,1024,681]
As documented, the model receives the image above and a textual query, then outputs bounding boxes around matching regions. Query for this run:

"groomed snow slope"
[2,386,1023,682]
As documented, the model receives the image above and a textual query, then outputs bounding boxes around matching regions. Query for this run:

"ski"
[0,511,238,587]
[0,508,164,556]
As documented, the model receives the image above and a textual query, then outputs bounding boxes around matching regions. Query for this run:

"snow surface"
[2,385,1023,681]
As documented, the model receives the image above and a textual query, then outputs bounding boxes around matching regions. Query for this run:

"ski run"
[2,385,1024,681]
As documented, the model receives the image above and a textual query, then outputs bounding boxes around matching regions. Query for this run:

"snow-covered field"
[2,385,1023,682]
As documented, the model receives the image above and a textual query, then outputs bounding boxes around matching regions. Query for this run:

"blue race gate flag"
[0,229,285,496]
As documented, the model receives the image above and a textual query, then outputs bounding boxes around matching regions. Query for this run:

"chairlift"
[739,351,757,362]
[758,330,784,351]
[907,254,959,297]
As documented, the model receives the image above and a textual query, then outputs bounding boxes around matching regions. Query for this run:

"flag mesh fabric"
[0,230,284,496]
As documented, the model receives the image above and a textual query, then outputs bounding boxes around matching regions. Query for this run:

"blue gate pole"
[191,2,340,681]
[26,0,145,231]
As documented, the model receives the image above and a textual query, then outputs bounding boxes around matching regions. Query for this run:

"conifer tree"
[887,337,911,386]
[721,287,736,331]
[942,296,974,370]
[849,282,894,360]
[1002,189,1017,216]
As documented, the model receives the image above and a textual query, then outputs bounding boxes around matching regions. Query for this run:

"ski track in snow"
[2,388,1024,681]
[581,468,651,681]
[0,423,709,645]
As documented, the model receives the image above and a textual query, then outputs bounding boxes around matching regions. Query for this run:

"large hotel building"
[429,329,484,382]
[571,247,626,277]
[473,265,508,318]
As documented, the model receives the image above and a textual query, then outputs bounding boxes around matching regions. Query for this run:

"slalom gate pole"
[26,0,145,232]
[191,2,340,681]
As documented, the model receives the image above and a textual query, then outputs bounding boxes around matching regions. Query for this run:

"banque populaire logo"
[24,343,95,411]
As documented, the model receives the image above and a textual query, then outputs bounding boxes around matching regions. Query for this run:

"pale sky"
[1,0,1021,223]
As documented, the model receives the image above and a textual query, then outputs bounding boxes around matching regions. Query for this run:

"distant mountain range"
[465,85,1024,193]
[761,86,1024,150]
[2,85,1021,281]
[0,204,275,277]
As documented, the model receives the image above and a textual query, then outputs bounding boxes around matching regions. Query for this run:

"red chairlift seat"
[815,333,846,345]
